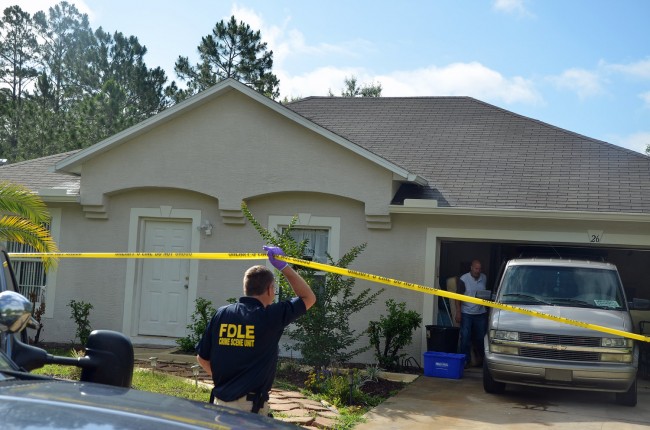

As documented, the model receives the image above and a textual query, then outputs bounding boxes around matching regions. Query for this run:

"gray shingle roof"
[0,151,81,194]
[4,96,650,215]
[286,96,650,214]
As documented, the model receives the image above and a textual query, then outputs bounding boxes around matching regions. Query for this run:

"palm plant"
[0,181,58,269]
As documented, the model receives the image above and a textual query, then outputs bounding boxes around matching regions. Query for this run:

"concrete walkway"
[356,367,650,430]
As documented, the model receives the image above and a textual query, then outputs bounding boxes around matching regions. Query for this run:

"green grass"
[32,363,81,380]
[32,366,211,403]
[31,348,82,380]
[131,369,212,402]
[32,350,375,429]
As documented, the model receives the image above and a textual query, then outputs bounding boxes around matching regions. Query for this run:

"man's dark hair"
[243,265,274,296]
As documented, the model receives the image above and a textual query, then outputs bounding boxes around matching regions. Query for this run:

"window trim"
[268,214,341,263]
[41,208,61,318]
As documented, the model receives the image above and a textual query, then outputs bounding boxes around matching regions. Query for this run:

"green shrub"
[68,300,93,347]
[367,299,422,371]
[176,297,216,353]
[242,202,383,368]
[305,368,374,406]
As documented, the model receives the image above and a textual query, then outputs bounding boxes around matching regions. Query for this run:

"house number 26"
[588,230,604,243]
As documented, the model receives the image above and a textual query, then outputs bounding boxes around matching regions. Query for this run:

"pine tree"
[0,6,40,159]
[172,15,279,101]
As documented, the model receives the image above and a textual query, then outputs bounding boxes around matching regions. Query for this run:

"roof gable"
[54,79,423,185]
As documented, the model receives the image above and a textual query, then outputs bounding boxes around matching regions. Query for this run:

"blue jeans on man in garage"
[459,312,488,366]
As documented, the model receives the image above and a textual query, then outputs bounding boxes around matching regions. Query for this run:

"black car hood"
[0,379,295,429]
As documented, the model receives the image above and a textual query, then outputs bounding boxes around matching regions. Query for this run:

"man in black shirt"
[196,245,316,415]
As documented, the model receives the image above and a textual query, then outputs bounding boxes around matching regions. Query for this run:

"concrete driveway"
[355,368,650,429]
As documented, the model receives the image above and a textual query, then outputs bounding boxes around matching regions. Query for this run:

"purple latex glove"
[263,245,288,271]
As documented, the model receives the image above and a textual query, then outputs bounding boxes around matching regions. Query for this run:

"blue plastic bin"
[423,351,464,379]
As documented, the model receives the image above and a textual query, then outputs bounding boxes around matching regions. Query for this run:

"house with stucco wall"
[1,78,649,363]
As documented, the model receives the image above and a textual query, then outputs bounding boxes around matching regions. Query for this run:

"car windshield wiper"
[500,293,552,305]
[550,298,598,308]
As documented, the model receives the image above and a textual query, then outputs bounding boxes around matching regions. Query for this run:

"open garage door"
[438,241,650,302]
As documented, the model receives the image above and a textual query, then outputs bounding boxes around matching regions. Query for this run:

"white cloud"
[229,5,372,73]
[640,91,650,107]
[609,132,650,154]
[280,62,542,106]
[548,68,605,99]
[492,0,533,17]
[382,63,541,103]
[221,6,542,105]
[604,58,650,79]
[278,66,369,99]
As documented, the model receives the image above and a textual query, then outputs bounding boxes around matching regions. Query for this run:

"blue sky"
[9,0,650,154]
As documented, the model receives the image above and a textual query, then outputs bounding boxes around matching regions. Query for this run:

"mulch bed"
[275,361,418,399]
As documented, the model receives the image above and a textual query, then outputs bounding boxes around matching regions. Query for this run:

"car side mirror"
[0,291,134,388]
[81,330,134,387]
[0,291,33,334]
[11,330,134,388]
[630,298,650,311]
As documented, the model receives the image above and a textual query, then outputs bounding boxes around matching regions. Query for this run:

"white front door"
[138,220,191,337]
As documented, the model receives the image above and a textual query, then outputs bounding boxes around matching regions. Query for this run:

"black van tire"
[615,379,637,407]
[483,359,506,394]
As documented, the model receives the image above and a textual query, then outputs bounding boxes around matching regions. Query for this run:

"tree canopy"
[0,4,280,164]
[0,2,170,162]
[170,15,279,102]
[328,76,382,97]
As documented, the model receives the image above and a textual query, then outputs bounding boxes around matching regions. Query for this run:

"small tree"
[176,297,216,353]
[328,75,382,97]
[367,299,422,371]
[242,202,383,367]
[286,244,385,366]
[68,299,93,347]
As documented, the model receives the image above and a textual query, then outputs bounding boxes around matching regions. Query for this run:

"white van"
[483,258,647,406]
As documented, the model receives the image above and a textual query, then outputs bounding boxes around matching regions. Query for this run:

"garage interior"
[438,241,650,302]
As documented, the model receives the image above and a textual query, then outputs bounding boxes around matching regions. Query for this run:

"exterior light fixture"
[197,221,213,236]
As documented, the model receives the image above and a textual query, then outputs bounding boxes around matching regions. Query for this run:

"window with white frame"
[286,228,329,296]
[269,214,341,300]
[287,228,329,263]
[6,223,50,303]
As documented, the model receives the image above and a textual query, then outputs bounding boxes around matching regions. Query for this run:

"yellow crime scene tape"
[10,252,650,343]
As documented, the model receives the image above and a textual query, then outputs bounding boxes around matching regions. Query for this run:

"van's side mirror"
[81,330,134,387]
[11,329,134,388]
[630,298,650,311]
